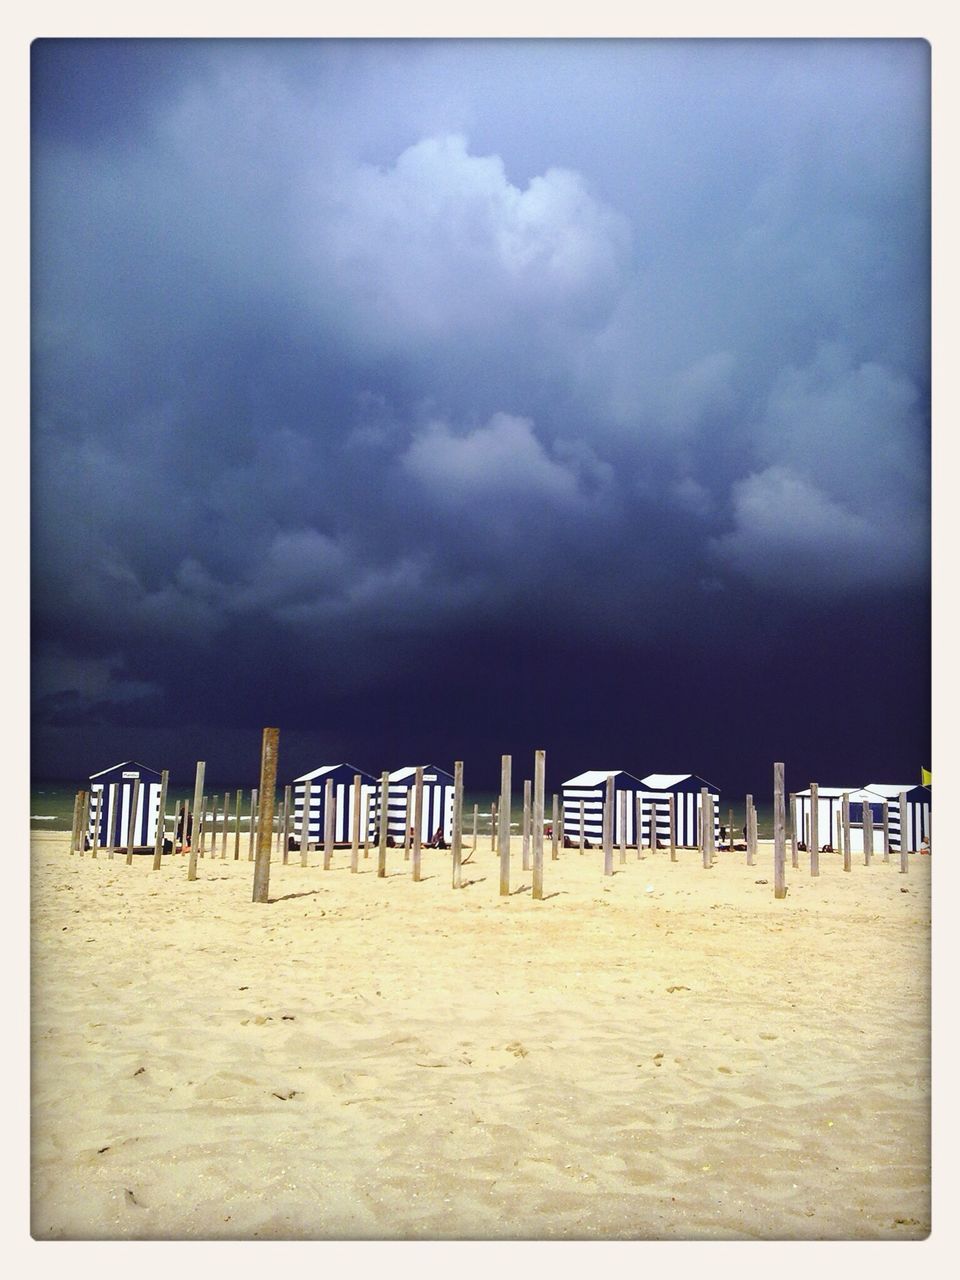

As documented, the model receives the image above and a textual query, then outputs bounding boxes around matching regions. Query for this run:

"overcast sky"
[31,38,930,793]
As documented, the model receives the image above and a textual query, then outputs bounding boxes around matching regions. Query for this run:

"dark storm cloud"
[31,39,930,784]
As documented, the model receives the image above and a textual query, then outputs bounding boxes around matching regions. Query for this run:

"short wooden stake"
[107,783,120,858]
[668,794,677,861]
[348,775,358,872]
[281,785,292,864]
[532,749,545,899]
[842,792,852,871]
[363,794,371,858]
[300,776,313,866]
[618,789,627,863]
[404,790,413,860]
[220,789,231,860]
[452,760,464,889]
[152,770,170,870]
[412,767,424,882]
[773,762,786,899]
[377,771,389,878]
[233,789,243,860]
[810,782,820,877]
[700,788,710,869]
[248,788,258,861]
[69,791,81,855]
[649,800,658,853]
[91,788,102,860]
[125,777,140,866]
[882,801,891,862]
[745,794,755,866]
[863,796,874,866]
[180,799,190,860]
[199,795,208,857]
[789,793,799,869]
[491,800,498,853]
[324,777,335,870]
[522,779,531,872]
[187,762,207,881]
[472,802,479,852]
[498,755,511,896]
[551,793,559,860]
[579,800,585,853]
[252,729,279,902]
[603,775,614,876]
[899,790,909,873]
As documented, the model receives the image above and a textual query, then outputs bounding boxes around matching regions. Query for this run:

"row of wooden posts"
[67,740,914,902]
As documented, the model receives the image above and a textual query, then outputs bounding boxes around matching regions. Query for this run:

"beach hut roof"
[388,764,453,783]
[89,759,159,780]
[862,782,929,798]
[294,763,374,782]
[563,770,640,788]
[795,785,860,798]
[641,773,720,792]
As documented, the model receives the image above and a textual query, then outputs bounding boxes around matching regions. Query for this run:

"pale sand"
[31,830,930,1240]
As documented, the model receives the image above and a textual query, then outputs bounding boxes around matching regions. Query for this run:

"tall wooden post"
[170,800,180,856]
[551,793,559,861]
[649,800,658,853]
[248,788,258,861]
[491,800,498,853]
[668,794,677,862]
[412,767,424,882]
[324,777,335,870]
[863,798,874,866]
[107,783,119,858]
[125,777,140,866]
[532,750,545,900]
[745,794,755,866]
[233,789,243,860]
[220,789,232,860]
[810,782,820,877]
[152,770,170,870]
[603,775,614,876]
[498,755,511,896]
[579,800,585,852]
[522,779,531,872]
[69,791,81,856]
[842,792,852,872]
[789,793,799,869]
[773,762,786,899]
[90,788,102,860]
[618,789,627,864]
[363,794,371,858]
[180,799,190,860]
[198,796,208,857]
[346,775,357,872]
[404,790,413,860]
[472,802,479,852]
[882,801,891,862]
[281,785,292,864]
[377,772,389,878]
[252,729,279,903]
[77,791,89,857]
[700,788,710,869]
[452,760,464,889]
[635,794,642,858]
[899,790,909,873]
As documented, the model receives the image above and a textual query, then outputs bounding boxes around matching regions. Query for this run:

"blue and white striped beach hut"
[639,774,720,849]
[862,783,931,852]
[561,771,646,846]
[87,760,163,850]
[293,765,378,846]
[795,786,860,850]
[378,766,455,844]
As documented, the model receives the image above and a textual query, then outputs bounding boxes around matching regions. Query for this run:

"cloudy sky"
[31,38,930,793]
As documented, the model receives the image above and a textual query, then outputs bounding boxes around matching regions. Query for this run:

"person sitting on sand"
[427,828,448,849]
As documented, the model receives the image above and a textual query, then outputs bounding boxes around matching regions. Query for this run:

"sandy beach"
[30,829,930,1241]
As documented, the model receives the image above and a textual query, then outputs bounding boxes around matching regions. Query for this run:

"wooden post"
[701,788,710,869]
[77,790,89,857]
[882,801,891,862]
[491,800,497,853]
[558,805,564,851]
[603,775,614,876]
[198,795,208,857]
[169,800,180,855]
[107,783,120,858]
[863,797,874,866]
[252,729,280,903]
[404,790,413,860]
[668,794,677,862]
[377,771,389,878]
[248,788,258,861]
[842,792,852,872]
[413,767,424,882]
[810,782,820,877]
[745,794,755,866]
[532,750,545,900]
[789,793,799,869]
[749,803,759,868]
[322,777,335,870]
[579,800,585,853]
[125,777,140,866]
[649,800,658,853]
[281,785,292,864]
[348,775,359,873]
[635,794,642,858]
[551,793,559,861]
[152,770,170,870]
[363,794,371,858]
[90,788,102,860]
[187,762,207,881]
[619,789,627,864]
[899,790,909,873]
[472,802,479,852]
[69,791,81,855]
[522,779,531,872]
[727,806,734,851]
[498,755,511,896]
[773,762,786,899]
[220,789,232,860]
[180,799,190,860]
[452,760,464,889]
[233,789,243,860]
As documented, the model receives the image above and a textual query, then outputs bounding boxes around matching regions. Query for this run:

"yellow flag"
[921,767,932,786]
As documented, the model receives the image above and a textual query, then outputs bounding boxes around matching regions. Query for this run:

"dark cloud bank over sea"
[31,38,930,795]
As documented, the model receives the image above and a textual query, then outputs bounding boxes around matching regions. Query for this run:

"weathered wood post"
[899,790,909,873]
[198,795,208,857]
[619,789,628,864]
[750,803,759,868]
[324,777,336,871]
[882,801,891,862]
[773,762,786,899]
[220,789,232,860]
[842,792,852,872]
[668,794,677,862]
[403,790,413,861]
[700,788,711,869]
[809,782,820,877]
[789,793,799,869]
[635,794,642,858]
[551,793,559,861]
[472,802,479,852]
[649,800,659,853]
[281,785,292,864]
[491,800,498,853]
[233,789,243,860]
[90,788,102,860]
[248,788,258,861]
[78,791,90,857]
[863,797,874,866]
[603,775,614,877]
[152,769,170,870]
[532,750,545,900]
[412,767,424,883]
[106,783,120,858]
[498,755,511,896]
[579,800,586,853]
[377,771,389,879]
[347,775,358,872]
[557,804,564,851]
[252,729,279,903]
[69,791,81,856]
[452,760,464,889]
[745,794,755,866]
[180,799,190,860]
[522,779,531,872]
[125,777,141,866]
[187,762,207,881]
